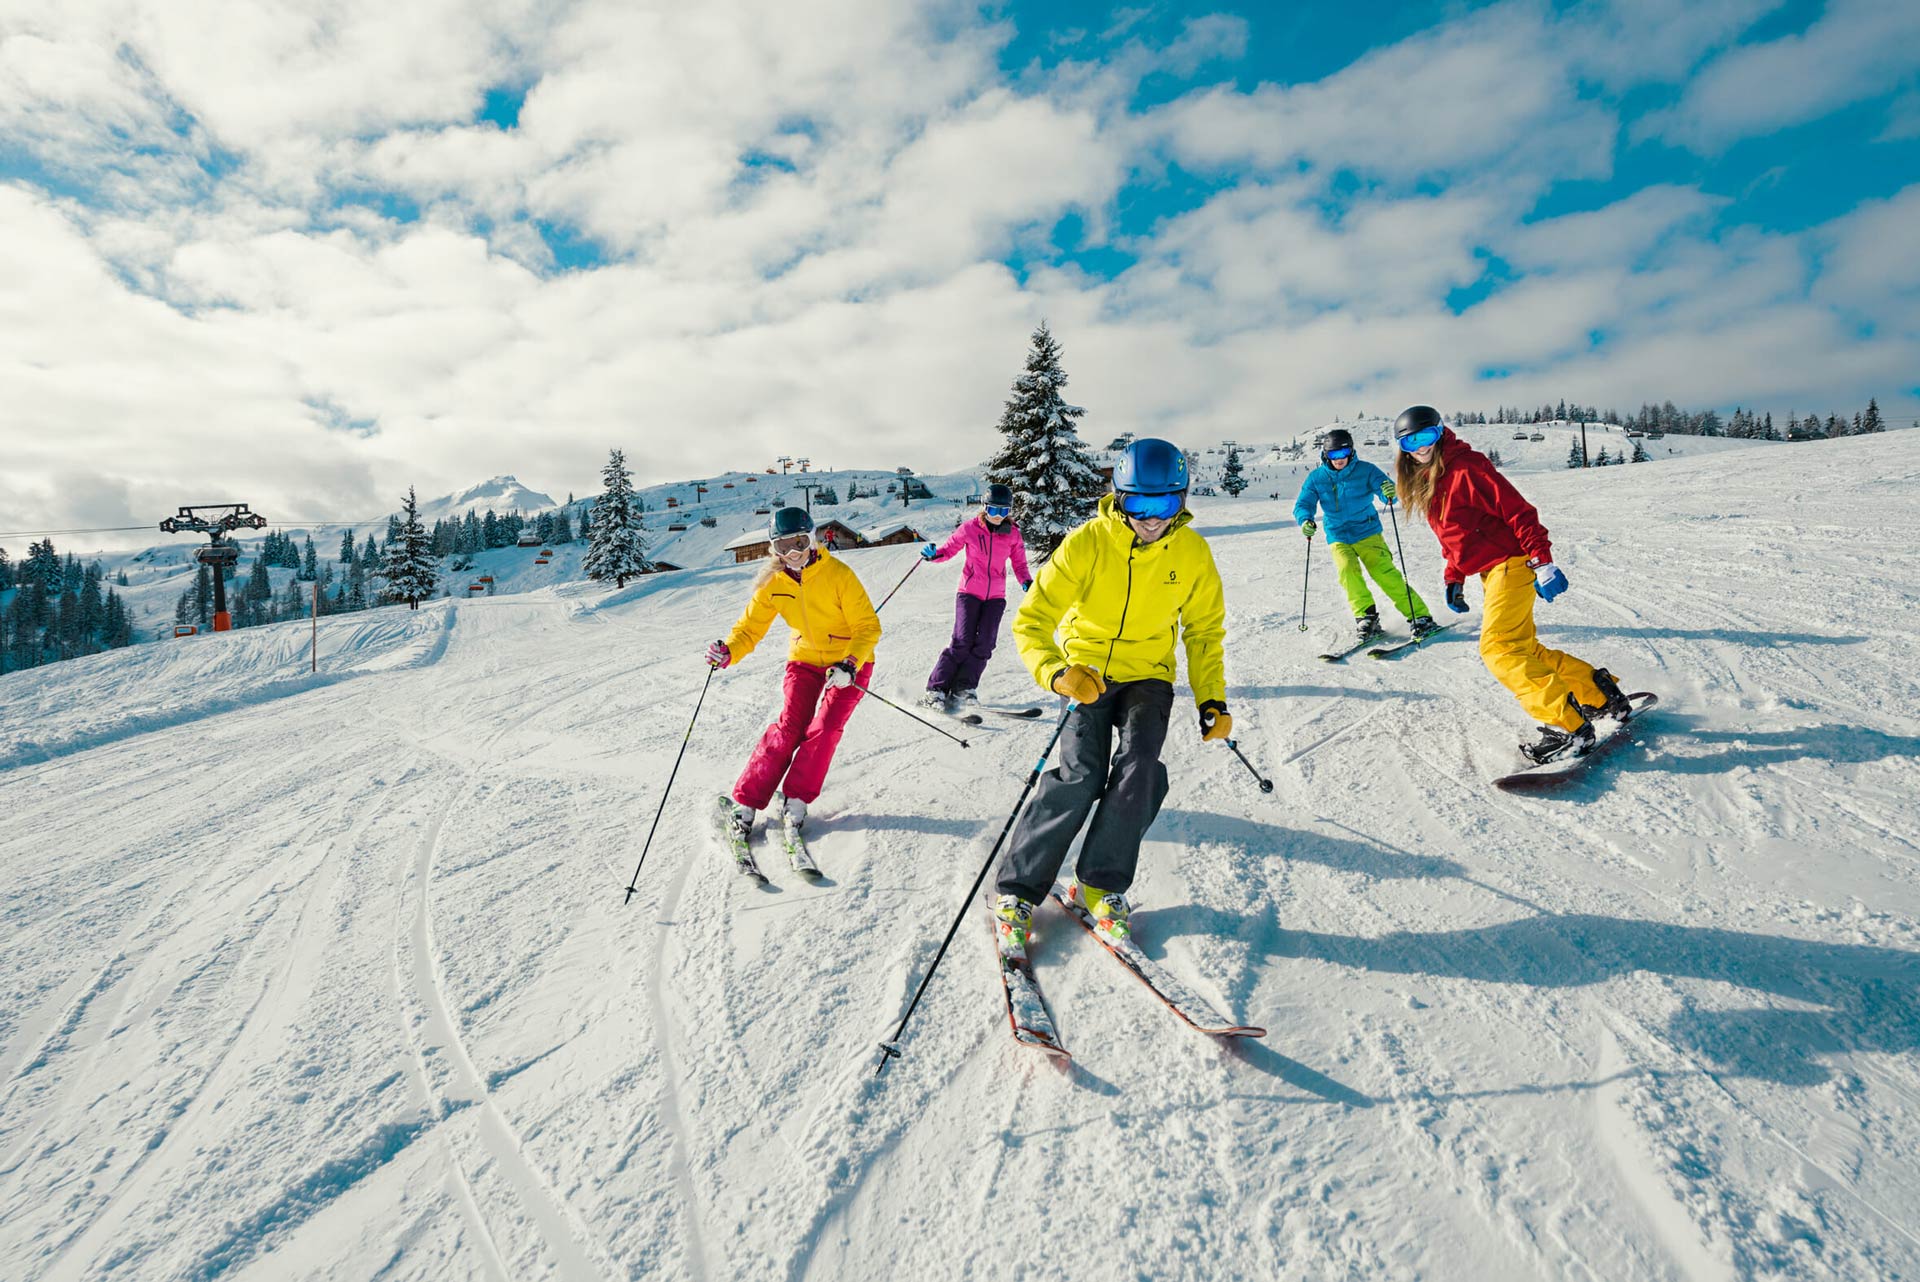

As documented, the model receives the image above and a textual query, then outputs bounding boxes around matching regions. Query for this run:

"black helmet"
[1321,428,1354,461]
[985,482,1014,508]
[1393,405,1444,440]
[768,506,814,539]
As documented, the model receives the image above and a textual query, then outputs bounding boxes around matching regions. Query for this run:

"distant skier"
[992,438,1229,958]
[1391,406,1632,763]
[704,507,882,844]
[917,482,1032,715]
[1293,428,1436,644]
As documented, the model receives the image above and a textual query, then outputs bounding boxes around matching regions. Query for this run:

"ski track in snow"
[4,438,1920,1280]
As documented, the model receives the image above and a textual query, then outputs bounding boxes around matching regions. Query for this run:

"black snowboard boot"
[1587,668,1633,720]
[1520,697,1596,765]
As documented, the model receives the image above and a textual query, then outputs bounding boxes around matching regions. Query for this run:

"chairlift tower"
[159,503,267,632]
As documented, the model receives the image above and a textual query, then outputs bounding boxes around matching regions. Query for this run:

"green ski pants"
[1329,533,1428,619]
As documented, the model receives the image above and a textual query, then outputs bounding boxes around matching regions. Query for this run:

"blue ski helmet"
[1113,438,1189,495]
[767,506,814,539]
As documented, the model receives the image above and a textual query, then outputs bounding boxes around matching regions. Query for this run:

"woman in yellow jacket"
[993,439,1231,959]
[704,508,882,841]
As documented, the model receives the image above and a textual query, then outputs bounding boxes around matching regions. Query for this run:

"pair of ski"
[926,701,1044,728]
[1318,622,1457,663]
[993,884,1265,1060]
[710,794,820,885]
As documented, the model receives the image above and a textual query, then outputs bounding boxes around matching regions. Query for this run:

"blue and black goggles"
[1322,446,1354,461]
[1396,425,1443,453]
[1116,490,1185,521]
[983,503,1012,519]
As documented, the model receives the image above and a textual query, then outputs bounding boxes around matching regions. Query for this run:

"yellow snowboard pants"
[1329,533,1428,619]
[1478,556,1606,730]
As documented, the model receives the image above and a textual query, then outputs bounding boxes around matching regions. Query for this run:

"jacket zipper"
[1103,543,1137,678]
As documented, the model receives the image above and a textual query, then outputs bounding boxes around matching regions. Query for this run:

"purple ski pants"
[925,592,1007,694]
[731,659,872,810]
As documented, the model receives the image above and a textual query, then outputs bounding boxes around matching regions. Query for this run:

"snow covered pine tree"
[983,323,1108,561]
[585,448,650,588]
[378,486,440,609]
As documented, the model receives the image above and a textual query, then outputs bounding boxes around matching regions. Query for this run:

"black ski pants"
[995,677,1173,904]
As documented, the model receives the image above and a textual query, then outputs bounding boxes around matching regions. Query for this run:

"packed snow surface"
[3,437,1918,1281]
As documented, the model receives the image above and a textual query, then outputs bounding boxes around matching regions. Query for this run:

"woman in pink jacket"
[918,483,1032,713]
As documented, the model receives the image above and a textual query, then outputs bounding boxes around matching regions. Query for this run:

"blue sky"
[1,0,1917,537]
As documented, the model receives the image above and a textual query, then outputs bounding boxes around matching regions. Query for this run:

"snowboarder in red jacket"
[1392,406,1632,763]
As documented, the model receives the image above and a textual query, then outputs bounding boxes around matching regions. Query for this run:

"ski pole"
[1298,531,1312,632]
[874,555,923,613]
[623,664,716,905]
[876,699,1075,1076]
[851,680,970,748]
[1225,738,1274,793]
[1386,502,1417,622]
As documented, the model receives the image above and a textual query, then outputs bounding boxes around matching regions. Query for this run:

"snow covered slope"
[3,436,1918,1281]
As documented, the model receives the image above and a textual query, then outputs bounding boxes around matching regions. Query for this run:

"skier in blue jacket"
[1293,428,1436,644]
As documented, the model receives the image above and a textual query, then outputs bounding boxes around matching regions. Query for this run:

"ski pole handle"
[1225,738,1274,793]
[852,681,970,748]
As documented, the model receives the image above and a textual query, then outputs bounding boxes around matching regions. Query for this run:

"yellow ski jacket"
[1012,495,1227,707]
[724,549,882,669]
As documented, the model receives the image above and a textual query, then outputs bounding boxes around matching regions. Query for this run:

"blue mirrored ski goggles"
[1323,446,1354,461]
[983,504,1012,519]
[1396,425,1443,453]
[1116,490,1185,521]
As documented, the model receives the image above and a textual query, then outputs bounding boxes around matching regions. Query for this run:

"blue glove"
[920,542,938,560]
[1532,563,1568,603]
[1021,580,1032,593]
[1445,582,1469,613]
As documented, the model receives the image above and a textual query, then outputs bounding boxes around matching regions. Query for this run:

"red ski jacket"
[1423,430,1554,582]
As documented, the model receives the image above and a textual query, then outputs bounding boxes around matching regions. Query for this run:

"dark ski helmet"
[1113,437,1189,495]
[1321,428,1355,462]
[767,506,814,539]
[984,482,1014,508]
[1393,405,1444,441]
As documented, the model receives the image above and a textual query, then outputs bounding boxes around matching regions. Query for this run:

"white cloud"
[1148,5,1615,183]
[1502,185,1726,272]
[1643,0,1920,152]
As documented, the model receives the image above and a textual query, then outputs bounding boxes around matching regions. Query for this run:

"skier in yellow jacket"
[993,439,1230,958]
[704,507,882,846]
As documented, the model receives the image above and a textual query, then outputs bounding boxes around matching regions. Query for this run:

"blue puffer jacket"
[1293,458,1392,545]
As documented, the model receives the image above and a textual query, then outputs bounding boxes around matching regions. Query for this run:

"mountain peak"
[425,475,557,516]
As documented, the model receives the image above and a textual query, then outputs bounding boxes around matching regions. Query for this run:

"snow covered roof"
[859,521,920,542]
[722,529,771,551]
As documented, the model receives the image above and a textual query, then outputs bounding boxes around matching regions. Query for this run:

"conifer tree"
[1862,398,1884,433]
[585,448,650,588]
[1220,446,1248,497]
[982,323,1107,560]
[1630,437,1651,463]
[378,487,440,609]
[1566,439,1586,469]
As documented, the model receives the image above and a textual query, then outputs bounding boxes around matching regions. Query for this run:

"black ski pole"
[1298,530,1312,632]
[1224,738,1274,793]
[623,664,716,905]
[851,680,970,748]
[874,555,923,613]
[876,700,1075,1076]
[1386,501,1417,622]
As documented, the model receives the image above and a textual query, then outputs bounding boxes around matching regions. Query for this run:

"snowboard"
[1493,692,1659,791]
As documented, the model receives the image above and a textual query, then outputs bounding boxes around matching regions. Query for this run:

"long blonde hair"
[1396,442,1447,522]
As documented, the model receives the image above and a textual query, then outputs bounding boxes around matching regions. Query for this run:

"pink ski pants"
[731,659,873,810]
